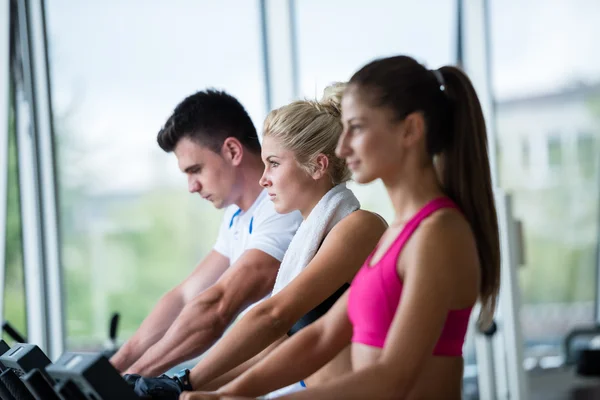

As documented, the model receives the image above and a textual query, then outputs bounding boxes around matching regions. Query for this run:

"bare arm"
[110,250,229,372]
[252,213,480,400]
[189,211,386,389]
[201,336,287,391]
[220,291,353,398]
[124,249,281,376]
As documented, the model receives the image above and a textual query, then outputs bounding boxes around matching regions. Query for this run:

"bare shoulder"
[420,208,475,247]
[319,209,388,254]
[401,208,480,306]
[406,208,479,277]
[331,209,389,236]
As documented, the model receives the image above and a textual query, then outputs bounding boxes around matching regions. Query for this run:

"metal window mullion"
[260,0,298,112]
[594,137,600,323]
[595,183,600,323]
[0,0,10,327]
[14,84,47,350]
[462,0,529,399]
[458,0,498,398]
[258,0,272,113]
[27,0,64,360]
[462,0,499,186]
[496,192,529,400]
[287,0,300,101]
[15,0,49,353]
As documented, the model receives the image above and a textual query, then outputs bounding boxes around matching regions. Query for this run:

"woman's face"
[259,136,317,215]
[336,86,406,184]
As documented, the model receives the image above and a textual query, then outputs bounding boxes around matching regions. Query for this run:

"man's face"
[174,137,237,209]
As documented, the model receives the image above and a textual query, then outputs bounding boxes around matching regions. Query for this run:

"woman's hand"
[179,391,254,400]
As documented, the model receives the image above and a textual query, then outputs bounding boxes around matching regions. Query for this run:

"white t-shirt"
[213,189,302,264]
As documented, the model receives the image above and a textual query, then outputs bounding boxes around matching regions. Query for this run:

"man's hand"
[123,373,192,400]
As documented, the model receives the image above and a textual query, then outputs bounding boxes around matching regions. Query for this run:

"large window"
[492,0,600,367]
[521,138,530,169]
[547,136,562,169]
[577,134,597,178]
[295,0,456,223]
[45,0,266,350]
[4,90,27,344]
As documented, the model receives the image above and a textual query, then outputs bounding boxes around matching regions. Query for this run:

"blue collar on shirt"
[229,208,253,234]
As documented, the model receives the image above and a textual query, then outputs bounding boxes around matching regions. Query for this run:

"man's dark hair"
[157,89,261,154]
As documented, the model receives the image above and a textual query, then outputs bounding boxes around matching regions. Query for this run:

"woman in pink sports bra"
[182,55,501,400]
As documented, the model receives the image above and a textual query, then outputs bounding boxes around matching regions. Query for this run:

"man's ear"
[222,137,244,166]
[310,153,330,180]
[400,112,426,148]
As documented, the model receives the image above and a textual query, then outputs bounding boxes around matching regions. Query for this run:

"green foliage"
[61,187,221,347]
[5,109,22,282]
[519,235,596,304]
[587,93,600,117]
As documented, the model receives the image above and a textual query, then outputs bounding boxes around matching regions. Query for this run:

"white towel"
[271,183,360,295]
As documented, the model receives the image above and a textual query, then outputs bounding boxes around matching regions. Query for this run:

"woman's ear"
[310,153,330,180]
[400,111,426,148]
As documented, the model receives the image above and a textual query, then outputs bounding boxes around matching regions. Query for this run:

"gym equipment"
[1,322,27,344]
[21,369,60,400]
[0,341,61,398]
[0,342,65,400]
[0,341,8,368]
[0,341,36,400]
[53,379,88,400]
[565,325,600,376]
[100,312,120,359]
[47,352,138,400]
[576,348,600,377]
[0,369,35,400]
[0,343,52,379]
[0,340,15,400]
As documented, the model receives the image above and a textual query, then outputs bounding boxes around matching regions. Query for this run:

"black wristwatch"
[174,369,193,391]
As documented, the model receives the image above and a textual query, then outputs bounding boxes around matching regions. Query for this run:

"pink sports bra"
[347,197,472,356]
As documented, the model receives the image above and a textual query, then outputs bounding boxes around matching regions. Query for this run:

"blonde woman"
[130,84,387,399]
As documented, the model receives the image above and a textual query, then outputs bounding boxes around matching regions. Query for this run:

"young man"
[110,90,302,380]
